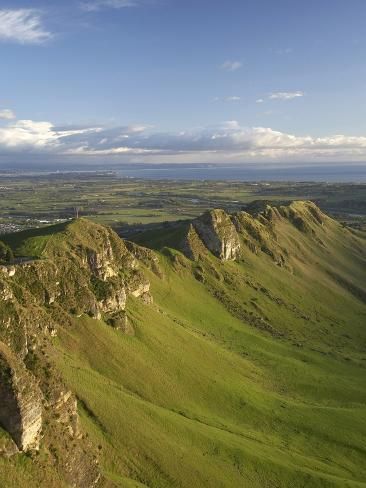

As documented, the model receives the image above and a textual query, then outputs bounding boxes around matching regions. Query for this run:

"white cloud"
[0,120,58,148]
[66,145,156,156]
[80,0,140,11]
[1,118,366,163]
[0,120,100,150]
[0,109,16,120]
[0,9,52,44]
[269,91,304,100]
[220,60,242,72]
[256,99,264,104]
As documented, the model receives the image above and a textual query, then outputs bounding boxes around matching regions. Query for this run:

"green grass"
[1,221,69,257]
[53,295,366,486]
[0,449,67,488]
[51,216,366,487]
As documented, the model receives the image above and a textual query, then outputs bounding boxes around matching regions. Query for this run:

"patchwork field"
[0,173,365,235]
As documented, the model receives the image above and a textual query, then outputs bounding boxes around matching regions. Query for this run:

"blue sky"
[1,0,366,166]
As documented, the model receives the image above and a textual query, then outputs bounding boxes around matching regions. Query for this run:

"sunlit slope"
[52,203,366,487]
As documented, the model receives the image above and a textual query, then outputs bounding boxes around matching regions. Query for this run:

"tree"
[0,241,14,263]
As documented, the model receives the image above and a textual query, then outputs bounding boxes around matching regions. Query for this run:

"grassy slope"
[50,212,366,487]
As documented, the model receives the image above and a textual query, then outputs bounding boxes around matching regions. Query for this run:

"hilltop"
[0,201,365,487]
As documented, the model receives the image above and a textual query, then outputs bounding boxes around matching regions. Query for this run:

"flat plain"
[0,173,365,235]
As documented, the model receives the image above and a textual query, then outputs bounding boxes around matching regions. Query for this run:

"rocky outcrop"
[0,279,14,302]
[0,219,155,365]
[189,209,241,261]
[8,219,152,326]
[128,272,152,303]
[107,311,134,334]
[0,341,42,451]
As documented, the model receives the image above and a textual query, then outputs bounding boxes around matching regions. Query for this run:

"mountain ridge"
[0,201,365,487]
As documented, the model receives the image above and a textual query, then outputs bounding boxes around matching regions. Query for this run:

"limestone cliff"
[193,209,241,260]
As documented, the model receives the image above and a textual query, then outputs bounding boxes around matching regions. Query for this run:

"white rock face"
[16,386,43,451]
[87,248,117,281]
[99,287,127,313]
[0,342,42,451]
[193,209,241,261]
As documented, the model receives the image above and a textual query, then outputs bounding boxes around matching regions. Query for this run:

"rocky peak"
[192,209,241,261]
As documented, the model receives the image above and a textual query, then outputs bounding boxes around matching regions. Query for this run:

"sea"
[1,164,366,182]
[114,164,366,182]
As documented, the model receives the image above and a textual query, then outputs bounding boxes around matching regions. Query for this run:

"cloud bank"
[1,117,366,165]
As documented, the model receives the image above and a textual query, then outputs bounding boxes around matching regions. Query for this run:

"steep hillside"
[0,219,153,486]
[0,202,365,487]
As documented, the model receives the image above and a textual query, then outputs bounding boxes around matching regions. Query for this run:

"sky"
[1,0,366,167]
